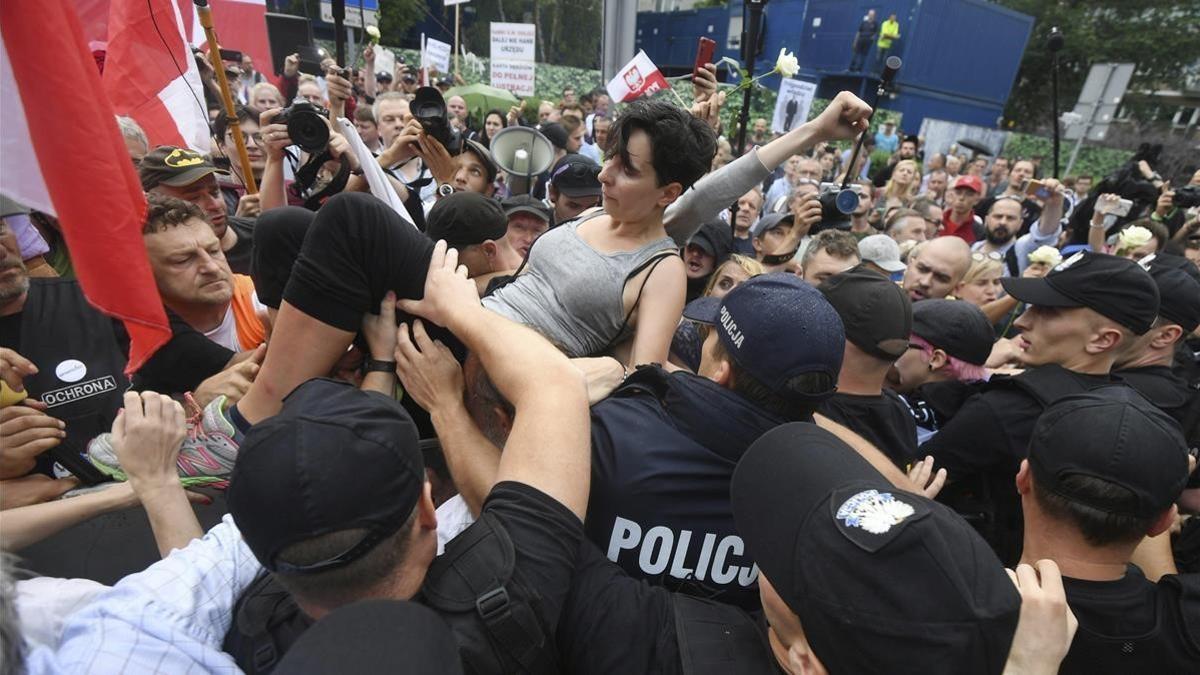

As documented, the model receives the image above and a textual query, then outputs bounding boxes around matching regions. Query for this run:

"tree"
[463,0,602,71]
[377,0,429,45]
[997,0,1200,133]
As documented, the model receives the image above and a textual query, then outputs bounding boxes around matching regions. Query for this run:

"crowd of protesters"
[2,34,1200,675]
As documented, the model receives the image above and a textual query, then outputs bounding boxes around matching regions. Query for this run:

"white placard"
[373,46,395,80]
[422,37,452,75]
[490,22,536,62]
[319,3,378,29]
[772,79,817,134]
[444,0,471,5]
[491,59,536,97]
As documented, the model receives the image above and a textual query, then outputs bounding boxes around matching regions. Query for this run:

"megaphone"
[489,126,555,195]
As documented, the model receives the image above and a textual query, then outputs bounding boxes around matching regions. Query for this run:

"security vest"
[878,19,900,49]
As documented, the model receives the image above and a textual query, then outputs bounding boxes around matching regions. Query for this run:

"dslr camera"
[412,86,463,155]
[275,100,330,153]
[814,182,864,233]
[1175,185,1200,209]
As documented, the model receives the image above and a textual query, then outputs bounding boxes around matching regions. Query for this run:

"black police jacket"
[585,366,792,611]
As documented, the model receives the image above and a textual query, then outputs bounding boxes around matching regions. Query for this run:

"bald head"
[903,236,972,302]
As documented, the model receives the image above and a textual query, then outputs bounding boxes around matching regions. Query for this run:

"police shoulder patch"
[835,489,915,534]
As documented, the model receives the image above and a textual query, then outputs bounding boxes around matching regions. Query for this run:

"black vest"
[13,279,128,480]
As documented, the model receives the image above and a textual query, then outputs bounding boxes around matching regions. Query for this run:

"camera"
[411,86,463,155]
[814,182,863,233]
[1175,185,1200,209]
[275,100,330,152]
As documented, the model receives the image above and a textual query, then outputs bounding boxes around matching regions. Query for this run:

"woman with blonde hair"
[878,159,920,215]
[954,251,1004,307]
[671,254,764,370]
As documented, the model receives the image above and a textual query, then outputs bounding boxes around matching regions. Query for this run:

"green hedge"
[1001,132,1131,180]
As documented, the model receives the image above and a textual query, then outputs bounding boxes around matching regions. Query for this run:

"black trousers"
[251,193,435,332]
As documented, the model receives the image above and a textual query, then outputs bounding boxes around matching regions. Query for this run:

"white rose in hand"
[1027,245,1062,267]
[775,48,799,78]
[365,25,381,44]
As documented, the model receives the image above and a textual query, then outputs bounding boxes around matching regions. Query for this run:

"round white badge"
[55,359,87,383]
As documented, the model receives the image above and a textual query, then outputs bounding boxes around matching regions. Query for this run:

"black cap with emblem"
[731,423,1021,674]
[1000,251,1160,335]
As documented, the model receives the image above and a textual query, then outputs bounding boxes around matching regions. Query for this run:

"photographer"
[1154,168,1200,235]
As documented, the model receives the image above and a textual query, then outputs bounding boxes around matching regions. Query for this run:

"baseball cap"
[686,221,734,261]
[1029,388,1188,518]
[818,265,913,361]
[682,273,844,400]
[276,600,463,675]
[501,193,551,224]
[228,378,424,573]
[551,154,601,197]
[857,234,906,273]
[139,146,229,190]
[539,122,568,150]
[750,212,793,239]
[732,423,1020,674]
[426,192,507,249]
[911,299,995,366]
[459,138,499,184]
[1000,251,1160,335]
[1146,258,1200,333]
[951,175,983,194]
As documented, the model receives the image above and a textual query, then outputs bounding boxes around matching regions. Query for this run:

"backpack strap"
[995,364,1108,408]
[422,511,556,675]
[224,571,312,675]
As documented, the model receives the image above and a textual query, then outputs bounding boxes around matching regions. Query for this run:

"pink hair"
[910,334,989,382]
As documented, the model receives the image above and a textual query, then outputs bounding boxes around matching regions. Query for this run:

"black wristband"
[364,358,396,373]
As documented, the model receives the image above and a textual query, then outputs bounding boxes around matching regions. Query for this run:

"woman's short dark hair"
[213,105,263,142]
[607,99,717,190]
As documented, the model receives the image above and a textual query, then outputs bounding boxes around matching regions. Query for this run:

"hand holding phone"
[694,37,716,78]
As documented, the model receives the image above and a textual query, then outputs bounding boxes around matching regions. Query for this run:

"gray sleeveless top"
[482,215,677,357]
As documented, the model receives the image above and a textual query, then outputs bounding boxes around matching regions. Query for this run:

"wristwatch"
[364,358,397,373]
[437,183,455,198]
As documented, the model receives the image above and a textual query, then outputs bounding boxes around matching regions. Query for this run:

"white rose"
[365,25,381,43]
[1027,245,1062,267]
[775,48,799,78]
[1117,225,1153,250]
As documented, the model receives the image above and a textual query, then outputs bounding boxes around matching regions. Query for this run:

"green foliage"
[994,0,1200,132]
[1002,132,1131,179]
[694,0,730,8]
[378,0,428,44]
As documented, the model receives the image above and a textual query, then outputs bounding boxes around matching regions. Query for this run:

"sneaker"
[87,394,243,489]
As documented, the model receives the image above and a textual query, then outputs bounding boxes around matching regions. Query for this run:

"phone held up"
[694,37,716,78]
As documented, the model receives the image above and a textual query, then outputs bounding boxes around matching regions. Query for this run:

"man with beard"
[974,159,1043,233]
[972,181,1065,277]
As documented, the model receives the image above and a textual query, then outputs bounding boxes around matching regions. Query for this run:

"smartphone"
[1021,179,1052,200]
[218,48,244,64]
[694,37,716,77]
[1112,198,1133,217]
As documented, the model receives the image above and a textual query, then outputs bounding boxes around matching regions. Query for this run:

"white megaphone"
[489,126,555,195]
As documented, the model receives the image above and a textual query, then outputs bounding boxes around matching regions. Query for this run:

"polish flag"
[606,50,670,103]
[102,0,210,152]
[1,0,171,372]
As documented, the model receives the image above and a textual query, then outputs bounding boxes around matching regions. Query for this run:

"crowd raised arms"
[3,12,1200,674]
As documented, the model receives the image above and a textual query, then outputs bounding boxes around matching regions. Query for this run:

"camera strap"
[289,150,351,210]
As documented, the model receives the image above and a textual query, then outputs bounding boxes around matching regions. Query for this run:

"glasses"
[226,131,264,146]
[972,251,1004,262]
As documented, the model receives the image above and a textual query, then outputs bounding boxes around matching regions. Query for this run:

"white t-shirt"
[435,494,477,555]
[203,292,266,351]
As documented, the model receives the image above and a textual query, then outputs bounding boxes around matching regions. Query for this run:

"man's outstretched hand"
[396,241,481,329]
[110,391,187,492]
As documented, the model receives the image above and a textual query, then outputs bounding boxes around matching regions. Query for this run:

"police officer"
[922,251,1160,563]
[1015,388,1200,672]
[1113,254,1200,447]
[557,423,1046,674]
[587,274,846,609]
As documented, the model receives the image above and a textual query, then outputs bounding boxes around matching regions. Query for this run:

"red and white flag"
[606,50,670,103]
[1,0,171,373]
[102,0,210,152]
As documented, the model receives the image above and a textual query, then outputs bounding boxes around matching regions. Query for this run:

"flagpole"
[193,0,258,194]
[454,4,461,81]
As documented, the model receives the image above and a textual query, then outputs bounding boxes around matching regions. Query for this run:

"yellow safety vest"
[878,19,900,49]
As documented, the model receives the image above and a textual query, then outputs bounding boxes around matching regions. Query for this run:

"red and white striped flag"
[102,0,210,152]
[1,0,171,373]
[606,50,670,103]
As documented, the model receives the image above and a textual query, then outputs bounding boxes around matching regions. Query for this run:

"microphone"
[877,56,902,94]
[1047,26,1064,52]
